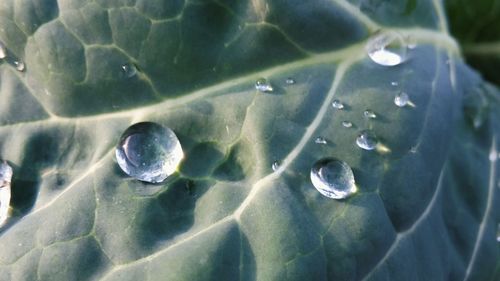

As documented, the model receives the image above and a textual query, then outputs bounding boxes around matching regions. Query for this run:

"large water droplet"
[272,160,280,171]
[116,122,183,183]
[363,110,377,119]
[356,130,378,150]
[366,31,408,66]
[14,60,25,72]
[342,121,353,128]
[255,78,273,92]
[285,78,295,85]
[394,92,409,107]
[0,42,6,59]
[310,158,356,199]
[315,137,327,145]
[0,161,13,226]
[121,63,138,78]
[331,100,345,110]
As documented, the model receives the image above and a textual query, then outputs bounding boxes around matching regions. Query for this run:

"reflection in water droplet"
[366,31,408,66]
[315,137,327,145]
[121,63,138,78]
[356,130,378,150]
[255,78,273,92]
[272,160,280,171]
[331,100,344,110]
[0,161,13,226]
[310,158,356,199]
[285,78,295,85]
[394,92,409,107]
[0,42,6,59]
[342,121,353,128]
[14,60,25,72]
[116,122,183,183]
[363,110,377,119]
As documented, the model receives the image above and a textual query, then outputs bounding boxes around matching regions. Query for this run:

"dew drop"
[366,31,408,66]
[255,78,273,92]
[356,130,378,150]
[342,121,353,128]
[14,60,25,72]
[116,122,184,183]
[0,42,6,59]
[310,158,356,199]
[121,63,138,78]
[285,78,295,85]
[363,110,377,119]
[391,81,398,86]
[272,160,280,171]
[315,137,328,145]
[394,92,409,107]
[331,100,345,110]
[0,161,13,226]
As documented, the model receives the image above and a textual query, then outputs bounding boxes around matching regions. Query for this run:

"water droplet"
[497,224,500,242]
[391,81,398,86]
[341,121,353,128]
[0,42,6,59]
[310,158,356,199]
[407,36,417,49]
[0,161,13,226]
[116,122,184,183]
[121,63,138,78]
[315,137,327,145]
[363,110,377,119]
[285,78,295,85]
[272,160,280,171]
[366,31,408,66]
[331,100,345,110]
[356,130,378,150]
[14,60,25,72]
[255,78,273,92]
[394,92,409,107]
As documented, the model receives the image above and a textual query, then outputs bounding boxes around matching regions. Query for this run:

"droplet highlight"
[121,63,138,78]
[0,161,13,226]
[394,92,409,107]
[116,122,184,183]
[356,130,378,150]
[366,31,408,66]
[14,60,25,72]
[331,100,345,110]
[285,78,295,85]
[342,121,353,128]
[315,137,328,145]
[363,110,377,119]
[0,42,6,59]
[255,78,273,93]
[272,160,280,171]
[391,81,398,86]
[310,158,356,199]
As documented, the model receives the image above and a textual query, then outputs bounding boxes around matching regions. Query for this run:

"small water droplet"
[366,31,408,66]
[391,81,398,86]
[0,161,13,226]
[331,100,345,110]
[394,92,409,107]
[356,130,378,150]
[341,121,353,128]
[116,122,184,183]
[315,137,328,145]
[285,78,295,85]
[310,158,356,199]
[121,63,138,78]
[407,36,417,49]
[497,224,500,242]
[0,42,6,59]
[272,160,280,171]
[14,60,25,72]
[363,110,377,119]
[255,78,273,92]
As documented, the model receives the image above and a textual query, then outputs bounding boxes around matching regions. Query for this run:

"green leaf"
[0,1,498,280]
